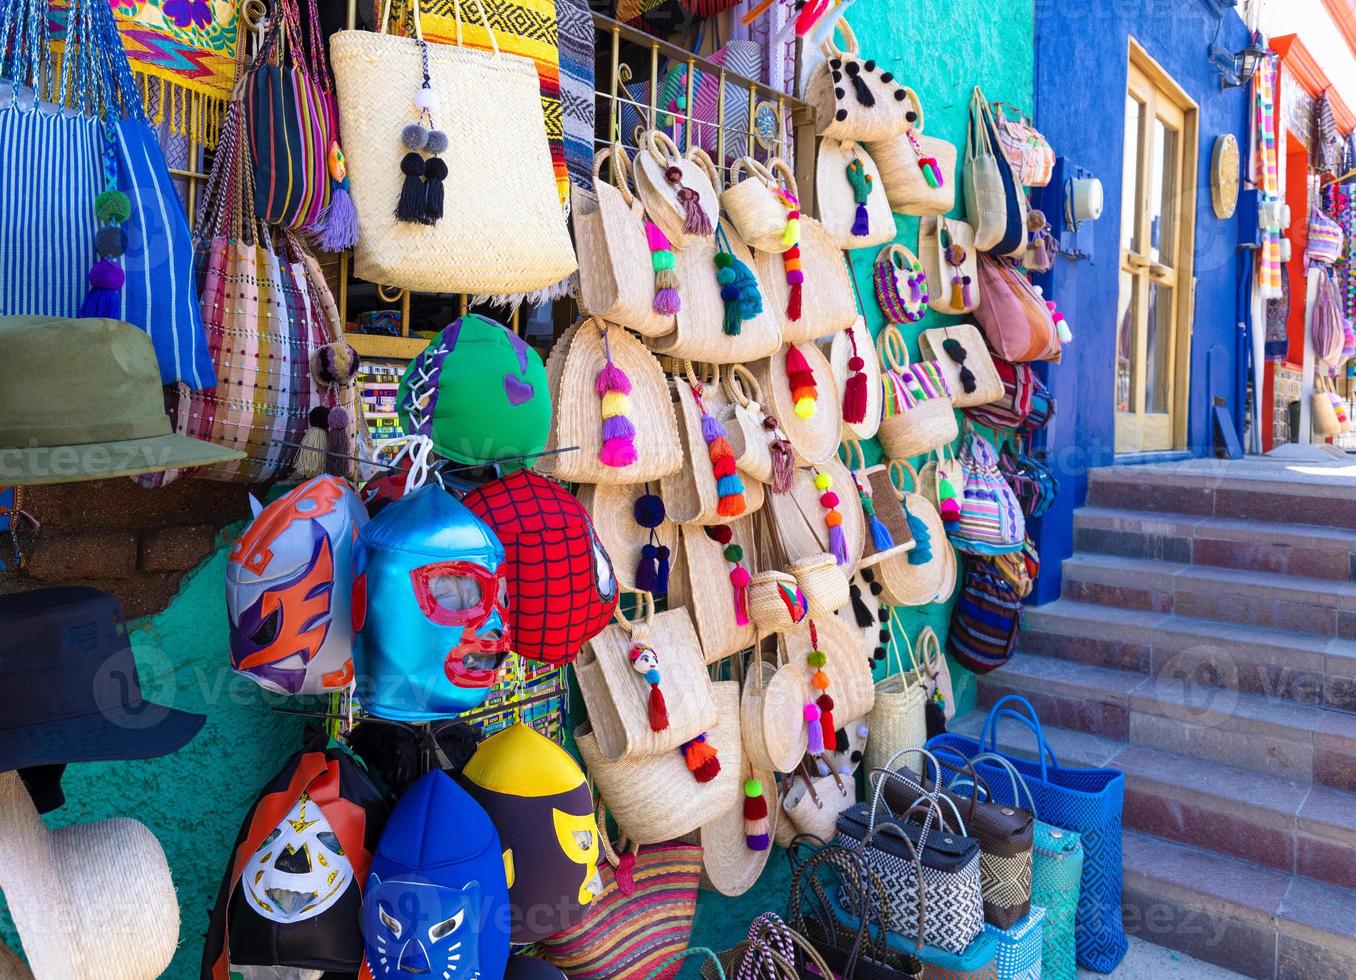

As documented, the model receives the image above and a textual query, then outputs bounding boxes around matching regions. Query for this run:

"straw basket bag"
[865,89,958,217]
[576,482,677,593]
[919,216,981,315]
[721,364,785,485]
[766,455,866,580]
[920,324,1004,409]
[705,916,838,978]
[785,615,876,722]
[1314,375,1344,438]
[804,19,912,141]
[668,519,759,663]
[634,130,720,249]
[660,367,766,525]
[753,344,844,467]
[721,157,797,253]
[578,679,742,844]
[916,624,956,720]
[575,592,718,759]
[686,758,778,897]
[873,460,948,607]
[330,0,575,294]
[781,764,856,840]
[816,138,896,250]
[876,325,959,461]
[537,318,683,484]
[741,636,811,773]
[747,509,811,634]
[575,145,676,338]
[864,632,928,776]
[826,317,884,441]
[756,217,858,345]
[841,440,914,569]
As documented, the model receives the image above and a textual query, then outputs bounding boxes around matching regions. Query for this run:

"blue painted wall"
[1029,0,1252,603]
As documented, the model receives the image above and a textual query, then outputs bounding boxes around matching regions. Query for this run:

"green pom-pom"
[651,249,675,272]
[743,778,763,797]
[95,190,132,224]
[714,251,734,269]
[807,650,827,668]
[723,544,743,563]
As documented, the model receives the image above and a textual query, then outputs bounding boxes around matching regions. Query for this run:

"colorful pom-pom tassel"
[682,733,721,783]
[804,702,824,755]
[692,384,746,517]
[855,472,894,551]
[774,187,804,321]
[743,777,770,851]
[905,502,933,565]
[646,220,681,315]
[630,643,669,731]
[938,475,961,525]
[597,328,638,469]
[714,226,764,336]
[843,326,869,424]
[846,158,873,238]
[786,346,818,420]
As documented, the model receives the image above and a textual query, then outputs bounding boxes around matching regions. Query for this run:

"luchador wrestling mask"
[352,485,511,721]
[460,723,601,943]
[362,770,510,980]
[227,476,368,696]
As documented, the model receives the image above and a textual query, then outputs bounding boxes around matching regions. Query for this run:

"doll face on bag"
[363,878,483,979]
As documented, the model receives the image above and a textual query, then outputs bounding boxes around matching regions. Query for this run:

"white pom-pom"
[1032,284,1044,296]
[414,87,440,112]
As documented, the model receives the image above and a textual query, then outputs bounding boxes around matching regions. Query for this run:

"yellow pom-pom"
[794,397,817,419]
[782,218,801,248]
[813,473,832,491]
[600,391,631,419]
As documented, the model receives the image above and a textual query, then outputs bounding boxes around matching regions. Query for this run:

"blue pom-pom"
[716,267,737,285]
[645,668,661,685]
[721,284,741,302]
[634,493,666,528]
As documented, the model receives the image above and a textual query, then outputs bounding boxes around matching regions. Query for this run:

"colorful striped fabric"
[948,556,1022,674]
[537,841,702,980]
[882,361,954,414]
[952,429,1025,555]
[246,62,332,230]
[1254,53,1283,300]
[556,0,595,200]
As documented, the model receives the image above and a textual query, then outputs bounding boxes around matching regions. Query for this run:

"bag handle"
[887,459,921,500]
[767,158,801,202]
[642,128,685,167]
[967,86,996,162]
[818,15,861,61]
[922,743,993,824]
[885,623,922,694]
[729,155,778,192]
[964,750,1039,819]
[724,363,767,411]
[594,144,639,208]
[687,145,723,193]
[876,324,912,373]
[612,590,656,641]
[838,438,868,474]
[900,87,926,134]
[979,694,1059,781]
[741,916,837,980]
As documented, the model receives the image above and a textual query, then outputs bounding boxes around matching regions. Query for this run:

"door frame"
[1115,38,1200,453]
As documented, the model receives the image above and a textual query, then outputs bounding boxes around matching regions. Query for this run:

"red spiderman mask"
[462,471,617,665]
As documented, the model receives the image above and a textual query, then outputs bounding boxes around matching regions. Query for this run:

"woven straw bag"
[841,440,915,570]
[575,592,718,760]
[575,145,676,338]
[827,317,885,440]
[919,444,968,513]
[919,216,981,315]
[721,157,797,253]
[920,324,1004,409]
[804,19,911,141]
[577,679,741,844]
[782,764,856,840]
[765,460,865,587]
[668,519,759,664]
[660,366,766,525]
[874,460,948,607]
[816,138,896,250]
[866,89,958,217]
[747,509,810,634]
[721,364,780,484]
[686,756,778,898]
[633,131,720,248]
[876,326,960,461]
[864,632,928,777]
[757,216,858,345]
[917,625,957,721]
[330,0,575,294]
[785,615,876,722]
[1314,374,1343,438]
[965,87,1028,258]
[741,636,811,773]
[753,343,844,466]
[575,482,677,593]
[537,317,683,484]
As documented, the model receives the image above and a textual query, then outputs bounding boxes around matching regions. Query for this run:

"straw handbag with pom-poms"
[752,343,843,467]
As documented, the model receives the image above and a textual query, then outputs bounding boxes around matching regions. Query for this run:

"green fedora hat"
[0,317,243,485]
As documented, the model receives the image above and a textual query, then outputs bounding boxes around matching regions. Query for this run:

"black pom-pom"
[834,87,845,98]
[400,151,426,177]
[850,750,863,763]
[881,72,894,83]
[422,156,448,225]
[634,492,666,528]
[829,58,842,70]
[906,110,918,123]
[835,109,848,122]
[831,71,842,83]
[308,406,331,428]
[869,581,882,596]
[878,628,890,643]
[864,60,876,71]
[95,226,127,259]
[895,89,907,101]
[844,61,860,76]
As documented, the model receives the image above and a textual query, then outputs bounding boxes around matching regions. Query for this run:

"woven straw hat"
[0,771,179,978]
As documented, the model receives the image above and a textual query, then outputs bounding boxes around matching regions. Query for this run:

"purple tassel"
[806,710,825,755]
[746,833,770,851]
[700,411,725,443]
[851,203,870,238]
[655,545,670,596]
[315,186,360,251]
[601,414,636,441]
[635,544,659,592]
[654,287,681,316]
[595,362,632,396]
[325,407,350,477]
[829,523,850,566]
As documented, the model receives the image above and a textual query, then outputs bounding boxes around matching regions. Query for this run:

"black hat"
[0,587,205,773]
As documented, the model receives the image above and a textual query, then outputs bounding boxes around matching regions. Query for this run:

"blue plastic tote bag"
[928,696,1126,973]
[0,0,214,389]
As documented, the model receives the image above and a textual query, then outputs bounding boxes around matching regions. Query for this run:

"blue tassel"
[635,543,659,593]
[906,505,932,565]
[78,288,120,319]
[731,258,764,318]
[655,545,670,596]
[870,513,894,551]
[717,474,745,498]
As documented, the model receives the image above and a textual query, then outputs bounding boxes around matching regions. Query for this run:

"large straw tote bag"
[827,317,885,440]
[741,636,811,773]
[782,764,856,840]
[874,460,948,607]
[876,326,960,461]
[721,364,782,485]
[330,0,575,294]
[841,440,915,570]
[864,633,928,776]
[668,519,759,664]
[575,145,676,338]
[919,324,1004,410]
[686,759,778,897]
[753,344,844,466]
[866,89,958,217]
[634,131,720,248]
[816,138,896,250]
[575,593,718,760]
[660,369,766,525]
[756,219,858,345]
[766,456,866,579]
[576,482,677,593]
[804,20,912,141]
[919,216,981,315]
[1315,375,1345,438]
[537,318,683,484]
[785,615,876,722]
[577,680,741,844]
[721,158,797,253]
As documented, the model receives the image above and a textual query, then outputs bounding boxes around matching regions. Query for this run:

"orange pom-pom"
[811,669,830,691]
[824,510,843,528]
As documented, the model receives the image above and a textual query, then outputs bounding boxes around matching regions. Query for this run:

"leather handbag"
[867,89,958,217]
[973,255,1061,363]
[918,217,980,315]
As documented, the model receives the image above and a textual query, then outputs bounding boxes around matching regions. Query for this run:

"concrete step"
[1058,553,1356,639]
[971,654,1356,791]
[1072,506,1356,582]
[1085,463,1356,532]
[1021,599,1356,712]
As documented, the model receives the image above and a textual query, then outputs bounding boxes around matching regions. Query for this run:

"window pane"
[1116,267,1138,414]
[1149,120,1179,265]
[1146,282,1174,414]
[1121,96,1145,253]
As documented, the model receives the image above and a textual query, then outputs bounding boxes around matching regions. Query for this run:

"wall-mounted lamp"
[1210,24,1265,89]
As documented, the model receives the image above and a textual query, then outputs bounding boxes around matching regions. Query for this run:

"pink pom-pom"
[595,362,632,396]
[599,437,638,468]
[729,566,751,587]
[786,270,805,285]
[645,221,673,251]
[803,703,821,722]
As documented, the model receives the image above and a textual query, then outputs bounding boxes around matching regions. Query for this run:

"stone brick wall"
[1273,364,1303,445]
[4,478,251,617]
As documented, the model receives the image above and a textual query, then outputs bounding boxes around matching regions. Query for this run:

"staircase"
[952,459,1356,979]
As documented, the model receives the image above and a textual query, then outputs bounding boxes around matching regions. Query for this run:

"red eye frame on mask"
[409,561,510,627]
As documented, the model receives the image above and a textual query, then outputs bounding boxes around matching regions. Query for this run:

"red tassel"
[616,851,637,896]
[844,372,868,424]
[786,345,812,376]
[716,495,747,518]
[648,684,669,732]
[817,693,836,749]
[787,281,802,321]
[683,736,721,783]
[712,454,738,477]
[743,793,769,820]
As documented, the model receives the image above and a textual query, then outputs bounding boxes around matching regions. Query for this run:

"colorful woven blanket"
[556,0,596,200]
